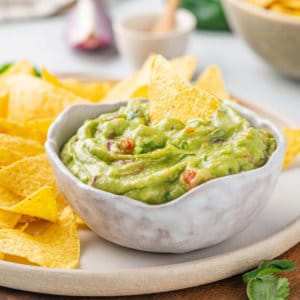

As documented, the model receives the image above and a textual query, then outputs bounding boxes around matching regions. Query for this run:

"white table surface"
[0,0,299,124]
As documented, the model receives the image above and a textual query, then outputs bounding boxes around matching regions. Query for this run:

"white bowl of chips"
[222,0,300,79]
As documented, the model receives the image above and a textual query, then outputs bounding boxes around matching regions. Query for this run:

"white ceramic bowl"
[222,0,300,79]
[45,100,285,253]
[113,9,196,69]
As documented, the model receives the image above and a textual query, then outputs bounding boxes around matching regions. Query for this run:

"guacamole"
[61,100,276,204]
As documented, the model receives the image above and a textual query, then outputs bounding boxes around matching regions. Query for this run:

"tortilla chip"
[4,254,37,266]
[0,186,22,229]
[0,252,3,260]
[75,214,89,229]
[246,0,274,7]
[0,90,8,118]
[42,68,115,102]
[0,154,54,197]
[0,146,23,167]
[270,3,300,16]
[24,119,53,143]
[170,56,197,81]
[15,222,30,232]
[0,118,52,144]
[282,129,300,168]
[2,186,58,223]
[0,186,23,207]
[0,210,21,229]
[0,118,26,136]
[283,0,300,9]
[0,133,44,157]
[195,65,229,100]
[0,206,80,269]
[0,187,22,230]
[1,74,88,123]
[1,61,34,77]
[149,55,220,123]
[104,55,197,103]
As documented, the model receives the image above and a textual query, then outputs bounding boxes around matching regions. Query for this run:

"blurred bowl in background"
[222,0,300,79]
[113,8,196,69]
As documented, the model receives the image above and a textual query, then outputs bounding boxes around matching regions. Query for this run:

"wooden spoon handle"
[152,0,180,33]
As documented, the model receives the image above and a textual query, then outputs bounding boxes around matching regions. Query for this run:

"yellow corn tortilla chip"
[1,61,34,77]
[2,186,58,223]
[283,0,300,9]
[104,55,197,103]
[0,90,8,118]
[24,119,53,143]
[0,186,22,207]
[15,222,29,232]
[149,55,220,123]
[23,219,52,236]
[0,186,22,229]
[0,210,21,229]
[246,0,275,7]
[1,74,88,123]
[0,133,44,157]
[0,118,52,144]
[195,65,229,100]
[282,129,300,168]
[75,214,88,229]
[0,252,3,260]
[0,154,55,197]
[4,254,37,266]
[42,68,115,102]
[0,206,80,269]
[170,56,197,81]
[270,3,300,16]
[0,146,23,167]
[0,118,26,137]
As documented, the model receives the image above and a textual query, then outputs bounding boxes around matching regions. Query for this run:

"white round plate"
[0,96,299,297]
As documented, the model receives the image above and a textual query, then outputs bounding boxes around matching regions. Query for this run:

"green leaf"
[0,62,40,77]
[247,275,290,300]
[180,0,230,31]
[243,260,295,283]
[33,66,41,77]
[0,63,12,74]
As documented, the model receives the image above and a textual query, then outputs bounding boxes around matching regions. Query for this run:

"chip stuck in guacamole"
[61,100,276,204]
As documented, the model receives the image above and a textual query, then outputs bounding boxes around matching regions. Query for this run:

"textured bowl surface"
[222,0,300,79]
[45,100,285,253]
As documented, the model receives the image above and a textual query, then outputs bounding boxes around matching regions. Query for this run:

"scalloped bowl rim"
[45,99,286,210]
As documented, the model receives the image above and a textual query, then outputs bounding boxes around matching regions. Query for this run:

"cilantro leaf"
[243,260,295,283]
[33,66,41,77]
[0,62,12,74]
[0,62,41,77]
[243,259,295,300]
[247,274,290,300]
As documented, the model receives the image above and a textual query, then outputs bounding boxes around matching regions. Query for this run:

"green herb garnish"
[180,0,230,31]
[0,62,41,77]
[243,259,295,300]
[0,63,12,74]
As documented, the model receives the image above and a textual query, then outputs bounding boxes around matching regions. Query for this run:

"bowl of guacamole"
[46,99,285,253]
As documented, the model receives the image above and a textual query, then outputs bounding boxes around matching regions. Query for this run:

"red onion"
[68,0,113,50]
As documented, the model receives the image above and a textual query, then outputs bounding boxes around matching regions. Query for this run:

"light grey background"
[0,0,299,123]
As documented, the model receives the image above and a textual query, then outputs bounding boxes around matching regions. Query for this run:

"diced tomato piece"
[119,138,134,154]
[134,167,143,174]
[183,169,198,189]
[184,127,195,134]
